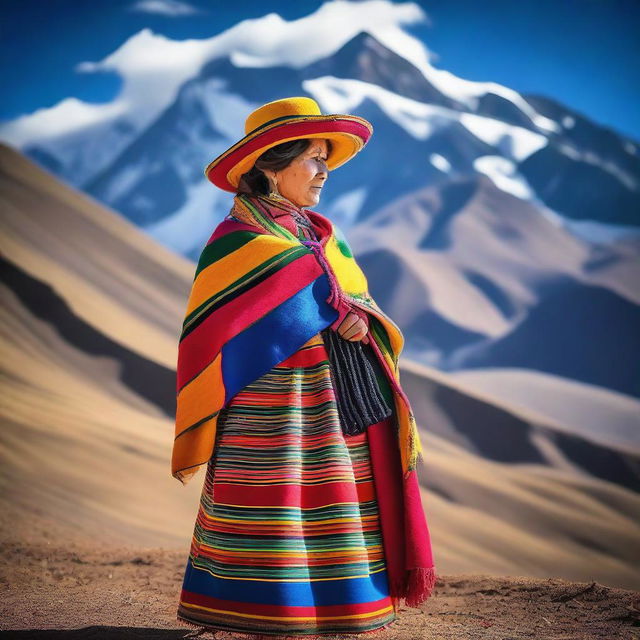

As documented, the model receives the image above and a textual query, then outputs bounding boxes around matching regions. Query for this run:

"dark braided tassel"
[321,327,393,435]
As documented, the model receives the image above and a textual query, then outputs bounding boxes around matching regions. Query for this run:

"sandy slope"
[448,367,640,456]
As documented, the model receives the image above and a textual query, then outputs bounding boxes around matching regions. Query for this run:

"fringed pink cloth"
[368,414,437,611]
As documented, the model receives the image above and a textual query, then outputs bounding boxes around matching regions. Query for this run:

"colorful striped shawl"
[172,192,424,485]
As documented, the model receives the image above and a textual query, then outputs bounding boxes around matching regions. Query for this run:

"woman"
[173,97,436,638]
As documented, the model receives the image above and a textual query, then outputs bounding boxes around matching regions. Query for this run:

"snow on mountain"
[3,1,636,242]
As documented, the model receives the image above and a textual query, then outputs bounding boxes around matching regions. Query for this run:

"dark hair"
[237,138,333,196]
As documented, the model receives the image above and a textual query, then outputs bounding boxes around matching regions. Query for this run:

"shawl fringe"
[404,566,438,608]
[389,567,438,608]
[387,562,438,609]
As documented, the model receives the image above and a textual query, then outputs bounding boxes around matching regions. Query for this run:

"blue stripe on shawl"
[221,274,338,404]
[182,559,391,606]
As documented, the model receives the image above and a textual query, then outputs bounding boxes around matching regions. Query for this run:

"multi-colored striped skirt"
[176,333,400,637]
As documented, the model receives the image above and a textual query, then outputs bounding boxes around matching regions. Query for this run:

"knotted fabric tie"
[301,239,353,331]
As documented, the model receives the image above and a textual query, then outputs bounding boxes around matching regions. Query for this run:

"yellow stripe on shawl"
[175,354,225,436]
[172,415,218,485]
[324,227,404,357]
[185,235,297,316]
[371,307,423,475]
[324,231,369,295]
[393,394,423,475]
[173,355,226,484]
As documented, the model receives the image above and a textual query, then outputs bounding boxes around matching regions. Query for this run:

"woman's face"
[268,139,329,208]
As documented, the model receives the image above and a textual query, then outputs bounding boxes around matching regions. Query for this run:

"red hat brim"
[204,114,373,193]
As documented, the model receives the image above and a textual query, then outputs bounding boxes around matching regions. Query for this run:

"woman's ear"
[262,169,277,192]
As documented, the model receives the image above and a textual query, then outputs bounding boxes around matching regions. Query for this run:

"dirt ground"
[1,538,638,640]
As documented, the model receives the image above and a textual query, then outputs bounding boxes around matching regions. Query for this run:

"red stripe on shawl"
[213,478,375,508]
[277,341,327,368]
[180,590,391,617]
[177,253,323,390]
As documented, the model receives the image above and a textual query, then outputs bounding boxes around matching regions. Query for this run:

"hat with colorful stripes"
[204,96,374,192]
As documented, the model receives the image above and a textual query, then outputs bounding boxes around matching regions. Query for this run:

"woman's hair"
[237,138,333,196]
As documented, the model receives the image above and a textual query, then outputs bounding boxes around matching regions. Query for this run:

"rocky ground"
[1,540,638,640]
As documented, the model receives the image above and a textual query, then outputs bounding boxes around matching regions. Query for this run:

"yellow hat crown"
[245,97,322,135]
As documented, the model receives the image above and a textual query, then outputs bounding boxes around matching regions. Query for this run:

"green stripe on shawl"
[194,229,260,279]
[182,243,311,337]
[369,315,394,360]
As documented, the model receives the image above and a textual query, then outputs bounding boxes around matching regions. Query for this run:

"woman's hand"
[336,310,369,342]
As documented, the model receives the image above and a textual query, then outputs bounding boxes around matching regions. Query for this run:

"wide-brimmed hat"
[204,96,373,192]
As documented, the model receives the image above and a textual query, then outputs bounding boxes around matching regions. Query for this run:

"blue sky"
[2,0,639,142]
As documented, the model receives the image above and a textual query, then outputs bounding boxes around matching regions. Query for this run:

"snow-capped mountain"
[1,2,639,405]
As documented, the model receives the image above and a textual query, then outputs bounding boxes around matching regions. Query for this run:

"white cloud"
[0,1,431,148]
[127,0,207,17]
